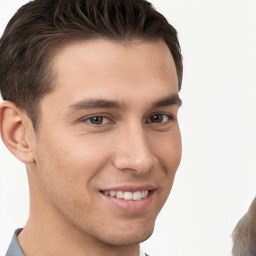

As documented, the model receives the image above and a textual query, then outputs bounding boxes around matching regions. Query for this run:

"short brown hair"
[232,197,256,256]
[0,0,183,130]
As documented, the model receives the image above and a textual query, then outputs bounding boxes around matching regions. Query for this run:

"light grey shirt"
[6,229,24,256]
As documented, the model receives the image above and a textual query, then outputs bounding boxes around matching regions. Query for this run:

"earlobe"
[0,101,35,163]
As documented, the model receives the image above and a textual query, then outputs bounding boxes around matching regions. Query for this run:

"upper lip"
[100,184,157,192]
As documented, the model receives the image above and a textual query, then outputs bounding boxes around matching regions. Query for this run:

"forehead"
[53,39,175,68]
[44,39,178,109]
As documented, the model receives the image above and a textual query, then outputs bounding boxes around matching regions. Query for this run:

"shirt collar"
[5,229,25,256]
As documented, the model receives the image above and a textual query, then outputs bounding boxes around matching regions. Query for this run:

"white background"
[0,0,256,255]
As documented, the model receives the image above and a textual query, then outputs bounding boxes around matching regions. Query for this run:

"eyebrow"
[152,94,182,108]
[67,94,182,113]
[67,99,121,113]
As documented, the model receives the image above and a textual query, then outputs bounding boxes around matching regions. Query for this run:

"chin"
[96,223,155,246]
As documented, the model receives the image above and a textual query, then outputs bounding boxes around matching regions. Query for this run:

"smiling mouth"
[100,190,149,201]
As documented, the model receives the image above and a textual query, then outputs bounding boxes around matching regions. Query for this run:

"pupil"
[91,116,103,124]
[151,114,163,123]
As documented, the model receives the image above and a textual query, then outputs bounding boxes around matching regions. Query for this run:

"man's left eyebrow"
[152,94,182,108]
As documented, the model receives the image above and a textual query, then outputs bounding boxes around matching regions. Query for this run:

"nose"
[112,125,156,174]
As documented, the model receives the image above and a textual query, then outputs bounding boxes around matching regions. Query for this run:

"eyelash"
[82,113,173,125]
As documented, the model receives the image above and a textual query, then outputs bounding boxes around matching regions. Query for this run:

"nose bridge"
[113,122,155,173]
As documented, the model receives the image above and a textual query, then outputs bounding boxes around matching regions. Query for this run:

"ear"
[0,101,35,163]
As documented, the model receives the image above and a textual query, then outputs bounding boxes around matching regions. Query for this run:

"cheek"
[35,134,110,206]
[153,129,182,169]
[151,130,182,201]
[34,140,110,229]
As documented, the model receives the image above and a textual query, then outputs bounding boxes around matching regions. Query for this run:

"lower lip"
[100,191,154,213]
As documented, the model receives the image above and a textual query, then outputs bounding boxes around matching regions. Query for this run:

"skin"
[0,39,182,256]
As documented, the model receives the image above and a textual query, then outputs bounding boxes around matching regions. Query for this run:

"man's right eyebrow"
[67,98,122,113]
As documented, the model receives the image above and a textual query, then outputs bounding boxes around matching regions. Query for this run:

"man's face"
[30,39,182,246]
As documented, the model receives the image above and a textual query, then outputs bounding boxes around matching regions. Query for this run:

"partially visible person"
[232,196,256,256]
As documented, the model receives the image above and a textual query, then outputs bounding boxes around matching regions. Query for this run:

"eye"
[85,116,110,125]
[147,114,171,124]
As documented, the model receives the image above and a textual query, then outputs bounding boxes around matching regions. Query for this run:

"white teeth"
[141,190,148,198]
[133,191,142,200]
[124,191,133,200]
[103,190,149,200]
[110,191,116,197]
[116,191,124,199]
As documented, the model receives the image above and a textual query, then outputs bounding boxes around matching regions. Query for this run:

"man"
[0,0,183,255]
